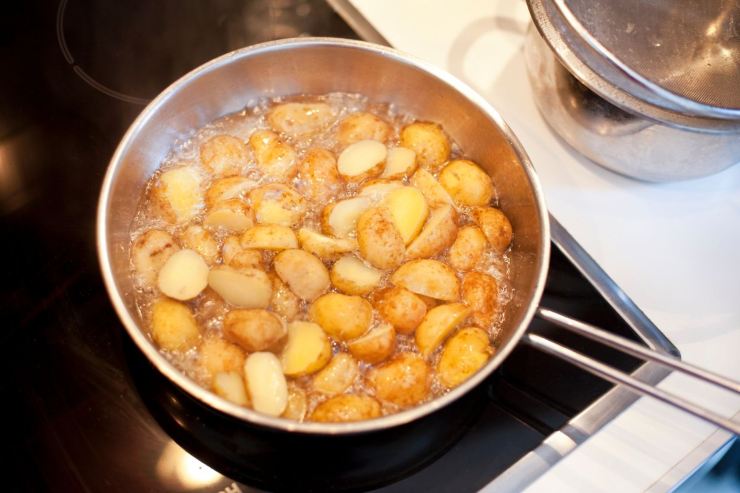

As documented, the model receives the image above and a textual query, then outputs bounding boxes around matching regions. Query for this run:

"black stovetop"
[2,1,648,491]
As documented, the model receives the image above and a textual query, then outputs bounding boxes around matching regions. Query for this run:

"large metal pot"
[97,37,550,434]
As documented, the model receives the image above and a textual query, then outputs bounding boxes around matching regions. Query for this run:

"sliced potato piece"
[240,225,298,250]
[205,176,256,209]
[374,287,427,334]
[298,228,357,260]
[199,334,247,376]
[337,112,392,148]
[200,134,247,177]
[295,148,342,203]
[381,147,417,179]
[248,129,298,181]
[437,327,493,388]
[150,298,200,351]
[244,352,288,416]
[249,184,307,228]
[152,165,204,224]
[321,196,372,238]
[384,186,428,245]
[367,353,430,408]
[203,198,254,233]
[348,322,395,364]
[448,225,487,271]
[212,371,249,406]
[221,237,264,272]
[471,207,513,254]
[280,321,332,376]
[406,204,458,259]
[337,140,387,182]
[267,102,336,138]
[330,255,382,295]
[399,122,450,171]
[415,303,471,358]
[268,273,300,321]
[132,229,179,285]
[282,384,308,421]
[309,394,381,422]
[223,308,286,352]
[390,259,460,301]
[207,266,272,308]
[180,225,218,264]
[157,249,209,300]
[410,169,454,208]
[356,206,405,270]
[461,271,498,328]
[309,293,372,341]
[312,353,359,396]
[438,159,494,206]
[273,249,330,302]
[358,179,403,203]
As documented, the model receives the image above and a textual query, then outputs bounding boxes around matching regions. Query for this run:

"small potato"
[280,321,332,376]
[223,309,286,352]
[267,102,336,138]
[222,237,264,271]
[438,159,494,206]
[330,255,382,295]
[150,298,200,351]
[406,204,458,260]
[381,147,417,179]
[390,259,460,301]
[248,129,299,181]
[384,186,428,245]
[356,207,405,270]
[269,273,300,321]
[337,112,392,148]
[152,165,204,224]
[415,303,471,358]
[367,353,430,408]
[309,293,372,341]
[205,176,256,209]
[274,249,330,302]
[471,207,513,254]
[208,266,273,308]
[132,229,179,285]
[296,148,342,203]
[358,179,403,203]
[312,353,359,396]
[348,323,396,364]
[374,287,427,334]
[200,134,248,177]
[337,140,387,182]
[244,352,288,416]
[249,184,307,228]
[212,371,249,406]
[203,198,254,233]
[399,122,450,171]
[199,333,247,376]
[240,225,298,250]
[157,249,209,300]
[298,228,357,260]
[321,196,372,238]
[461,272,498,328]
[180,225,218,264]
[448,226,487,271]
[282,384,308,421]
[410,169,454,208]
[309,394,381,423]
[437,327,493,388]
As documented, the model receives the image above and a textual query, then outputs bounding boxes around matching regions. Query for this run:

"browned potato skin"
[268,273,300,321]
[438,159,494,206]
[405,205,458,260]
[374,287,427,334]
[312,353,359,396]
[472,207,513,254]
[399,122,451,171]
[309,394,382,422]
[223,309,286,352]
[356,207,405,270]
[282,384,308,421]
[437,327,493,388]
[274,249,330,301]
[296,148,343,203]
[309,293,373,341]
[448,225,487,271]
[248,129,299,181]
[199,334,246,376]
[348,323,396,364]
[367,352,431,408]
[267,102,336,138]
[200,134,248,177]
[205,176,255,209]
[337,112,392,148]
[150,298,201,351]
[180,225,218,264]
[461,272,498,328]
[249,183,307,228]
[390,259,460,302]
[132,229,179,284]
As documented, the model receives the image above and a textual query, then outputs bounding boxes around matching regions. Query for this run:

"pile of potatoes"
[131,97,513,423]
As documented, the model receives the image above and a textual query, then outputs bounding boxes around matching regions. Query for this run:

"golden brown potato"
[399,122,450,171]
[200,134,248,177]
[282,384,308,421]
[267,102,336,138]
[205,176,256,209]
[415,303,471,358]
[295,148,342,203]
[381,147,417,179]
[337,140,387,182]
[212,371,249,406]
[448,226,487,271]
[309,394,381,422]
[438,159,494,206]
[367,353,431,408]
[405,204,458,260]
[374,287,427,334]
[203,198,255,233]
[280,321,332,376]
[298,228,357,261]
[384,186,428,245]
[207,266,273,308]
[268,273,300,321]
[244,352,288,416]
[132,229,179,285]
[410,169,454,208]
[356,206,405,270]
[223,309,286,352]
[151,165,204,224]
[248,129,299,181]
[337,112,392,148]
[273,249,330,302]
[312,353,359,396]
[321,196,372,238]
[330,255,382,295]
[199,333,247,376]
[437,327,493,388]
[157,249,209,301]
[309,293,372,341]
[249,184,307,228]
[461,271,498,328]
[221,236,264,271]
[390,259,460,301]
[348,323,396,364]
[240,225,298,250]
[180,225,218,264]
[150,298,201,351]
[472,207,513,254]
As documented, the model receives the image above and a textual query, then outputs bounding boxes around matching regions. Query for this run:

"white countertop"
[346,0,740,490]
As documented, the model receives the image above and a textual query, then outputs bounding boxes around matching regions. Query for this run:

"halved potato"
[309,394,381,422]
[298,228,357,260]
[390,259,460,301]
[223,308,286,352]
[296,148,342,203]
[267,102,336,138]
[205,176,256,208]
[273,249,330,302]
[367,352,430,408]
[461,271,498,328]
[405,204,458,260]
[437,327,493,388]
[151,165,204,224]
[203,198,254,233]
[415,303,471,358]
[471,207,513,254]
[337,112,392,148]
[282,384,308,421]
[244,352,288,416]
[337,140,387,182]
[180,225,218,264]
[150,298,200,351]
[132,229,179,285]
[199,134,247,177]
[448,225,487,271]
[207,266,272,308]
[356,206,405,270]
[384,186,428,245]
[410,169,454,208]
[212,371,249,406]
[312,353,359,396]
[157,249,209,300]
[438,159,494,206]
[330,255,382,295]
[248,129,298,181]
[199,333,247,376]
[240,225,298,250]
[268,273,300,321]
[348,323,396,364]
[321,196,372,238]
[309,293,372,341]
[222,237,264,271]
[280,321,332,376]
[374,286,427,334]
[381,147,417,179]
[249,184,307,228]
[399,122,450,171]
